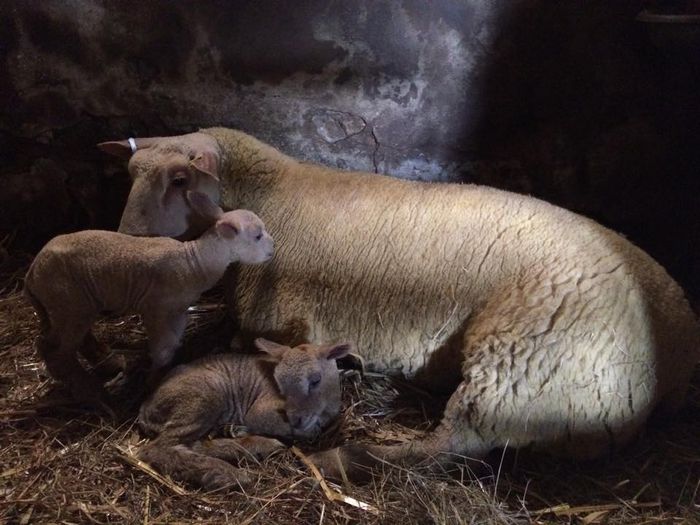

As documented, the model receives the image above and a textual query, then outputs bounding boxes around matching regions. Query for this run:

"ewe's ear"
[189,151,219,181]
[97,137,161,158]
[255,338,289,359]
[97,140,133,159]
[186,191,223,222]
[318,343,352,361]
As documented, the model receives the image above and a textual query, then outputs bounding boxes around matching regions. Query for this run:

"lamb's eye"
[171,177,187,188]
[308,376,321,391]
[255,233,263,241]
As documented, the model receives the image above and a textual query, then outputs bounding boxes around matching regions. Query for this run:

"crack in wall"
[370,125,380,174]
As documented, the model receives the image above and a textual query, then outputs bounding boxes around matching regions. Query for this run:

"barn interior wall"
[1,1,698,298]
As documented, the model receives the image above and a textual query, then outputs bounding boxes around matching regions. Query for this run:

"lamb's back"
[138,353,274,438]
[27,231,187,314]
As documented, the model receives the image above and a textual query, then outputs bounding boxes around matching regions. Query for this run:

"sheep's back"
[221,166,698,383]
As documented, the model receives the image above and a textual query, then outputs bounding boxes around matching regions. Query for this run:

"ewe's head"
[187,191,274,264]
[255,338,351,438]
[98,132,221,239]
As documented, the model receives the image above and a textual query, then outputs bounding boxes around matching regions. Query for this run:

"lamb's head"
[217,210,274,264]
[255,338,351,439]
[98,132,221,239]
[186,191,273,265]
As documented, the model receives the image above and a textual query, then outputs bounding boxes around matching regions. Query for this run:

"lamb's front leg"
[243,395,295,438]
[245,394,324,443]
[141,310,187,384]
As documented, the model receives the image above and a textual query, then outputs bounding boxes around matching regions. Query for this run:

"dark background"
[1,0,698,300]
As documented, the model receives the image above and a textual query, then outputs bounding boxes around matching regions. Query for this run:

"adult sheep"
[99,129,700,479]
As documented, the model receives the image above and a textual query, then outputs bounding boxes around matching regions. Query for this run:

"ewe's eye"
[171,176,187,188]
[308,375,321,393]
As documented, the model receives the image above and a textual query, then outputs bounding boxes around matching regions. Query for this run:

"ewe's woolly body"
[204,127,699,457]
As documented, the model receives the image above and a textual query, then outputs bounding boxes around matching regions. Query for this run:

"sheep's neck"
[183,233,232,290]
[204,127,288,209]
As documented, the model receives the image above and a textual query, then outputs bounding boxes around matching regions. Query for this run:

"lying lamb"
[99,129,700,479]
[24,191,274,405]
[137,338,351,491]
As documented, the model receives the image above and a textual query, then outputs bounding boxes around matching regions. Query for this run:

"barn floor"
[1,249,698,524]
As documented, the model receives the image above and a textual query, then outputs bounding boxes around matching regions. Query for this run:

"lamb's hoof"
[308,445,380,484]
[103,370,127,390]
[201,465,252,492]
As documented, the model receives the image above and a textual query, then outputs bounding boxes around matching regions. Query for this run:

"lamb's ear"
[97,137,161,158]
[186,191,223,222]
[255,338,289,359]
[318,343,352,361]
[189,151,220,181]
[215,213,243,239]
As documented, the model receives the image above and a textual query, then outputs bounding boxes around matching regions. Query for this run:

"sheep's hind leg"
[308,388,491,483]
[139,439,253,492]
[142,310,188,386]
[42,318,109,409]
[192,436,286,463]
[309,276,594,482]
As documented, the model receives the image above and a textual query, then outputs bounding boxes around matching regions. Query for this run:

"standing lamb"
[24,191,274,405]
[98,129,700,478]
[138,338,351,491]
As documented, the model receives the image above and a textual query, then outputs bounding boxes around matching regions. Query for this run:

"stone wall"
[1,0,698,298]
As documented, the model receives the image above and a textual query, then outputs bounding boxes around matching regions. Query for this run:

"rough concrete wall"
[1,0,699,298]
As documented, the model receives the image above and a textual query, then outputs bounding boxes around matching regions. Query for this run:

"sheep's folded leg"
[139,441,252,492]
[192,436,286,462]
[243,396,294,437]
[308,390,491,483]
[307,431,459,483]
